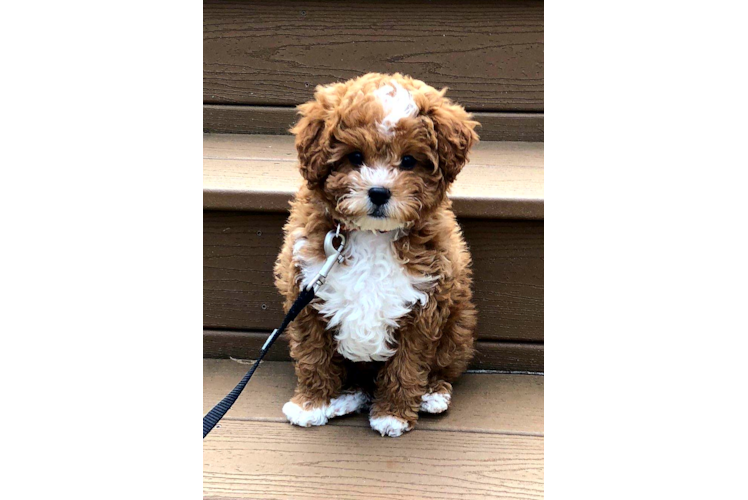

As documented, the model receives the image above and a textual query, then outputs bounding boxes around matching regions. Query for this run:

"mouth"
[370,206,386,218]
[352,213,404,232]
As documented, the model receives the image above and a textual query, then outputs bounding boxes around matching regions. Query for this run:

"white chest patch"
[299,231,432,362]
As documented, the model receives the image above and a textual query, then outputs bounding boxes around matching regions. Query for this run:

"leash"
[203,226,346,438]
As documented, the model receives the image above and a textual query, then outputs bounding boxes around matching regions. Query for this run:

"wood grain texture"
[204,105,298,136]
[204,420,544,500]
[204,211,544,342]
[203,330,544,372]
[203,359,544,434]
[470,340,544,372]
[204,105,544,142]
[204,134,544,219]
[204,0,544,111]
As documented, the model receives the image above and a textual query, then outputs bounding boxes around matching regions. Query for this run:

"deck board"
[204,360,544,500]
[203,359,544,435]
[204,133,544,166]
[203,134,544,219]
[204,420,544,500]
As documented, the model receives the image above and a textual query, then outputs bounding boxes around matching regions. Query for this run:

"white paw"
[369,414,411,437]
[283,391,368,427]
[327,391,369,417]
[420,392,451,414]
[282,401,328,427]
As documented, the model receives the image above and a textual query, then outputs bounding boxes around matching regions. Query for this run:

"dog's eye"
[347,151,364,166]
[400,155,417,170]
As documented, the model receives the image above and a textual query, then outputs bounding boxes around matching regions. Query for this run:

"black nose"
[368,187,391,206]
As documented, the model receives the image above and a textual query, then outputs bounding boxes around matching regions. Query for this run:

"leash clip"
[305,224,346,292]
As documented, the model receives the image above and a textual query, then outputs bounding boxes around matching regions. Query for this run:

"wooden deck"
[203,359,544,499]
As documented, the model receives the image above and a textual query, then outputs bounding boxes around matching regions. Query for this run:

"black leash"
[203,287,317,438]
[203,226,346,439]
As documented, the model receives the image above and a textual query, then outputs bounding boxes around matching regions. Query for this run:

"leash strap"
[202,287,317,438]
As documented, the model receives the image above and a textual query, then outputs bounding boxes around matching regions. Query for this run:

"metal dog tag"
[304,225,346,292]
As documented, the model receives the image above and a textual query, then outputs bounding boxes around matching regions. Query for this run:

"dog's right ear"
[290,84,341,186]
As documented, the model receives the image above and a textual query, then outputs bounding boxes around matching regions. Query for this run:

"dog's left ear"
[429,100,480,184]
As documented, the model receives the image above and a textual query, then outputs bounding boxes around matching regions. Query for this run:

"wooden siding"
[204,0,544,112]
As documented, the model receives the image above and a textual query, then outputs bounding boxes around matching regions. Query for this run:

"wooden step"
[204,0,544,112]
[204,134,544,219]
[203,359,544,499]
[203,212,544,346]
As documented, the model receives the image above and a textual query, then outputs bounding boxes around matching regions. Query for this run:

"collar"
[333,218,399,235]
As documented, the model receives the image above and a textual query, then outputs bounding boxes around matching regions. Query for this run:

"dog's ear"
[290,84,341,186]
[429,97,479,184]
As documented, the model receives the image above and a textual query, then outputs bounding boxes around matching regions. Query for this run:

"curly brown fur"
[274,73,478,436]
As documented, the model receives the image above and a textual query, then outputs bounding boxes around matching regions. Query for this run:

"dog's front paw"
[420,392,451,414]
[369,414,412,437]
[282,401,329,427]
[283,391,368,428]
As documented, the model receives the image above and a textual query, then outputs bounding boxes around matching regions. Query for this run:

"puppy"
[274,73,478,437]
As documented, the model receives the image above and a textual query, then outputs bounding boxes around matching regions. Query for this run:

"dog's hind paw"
[328,391,369,417]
